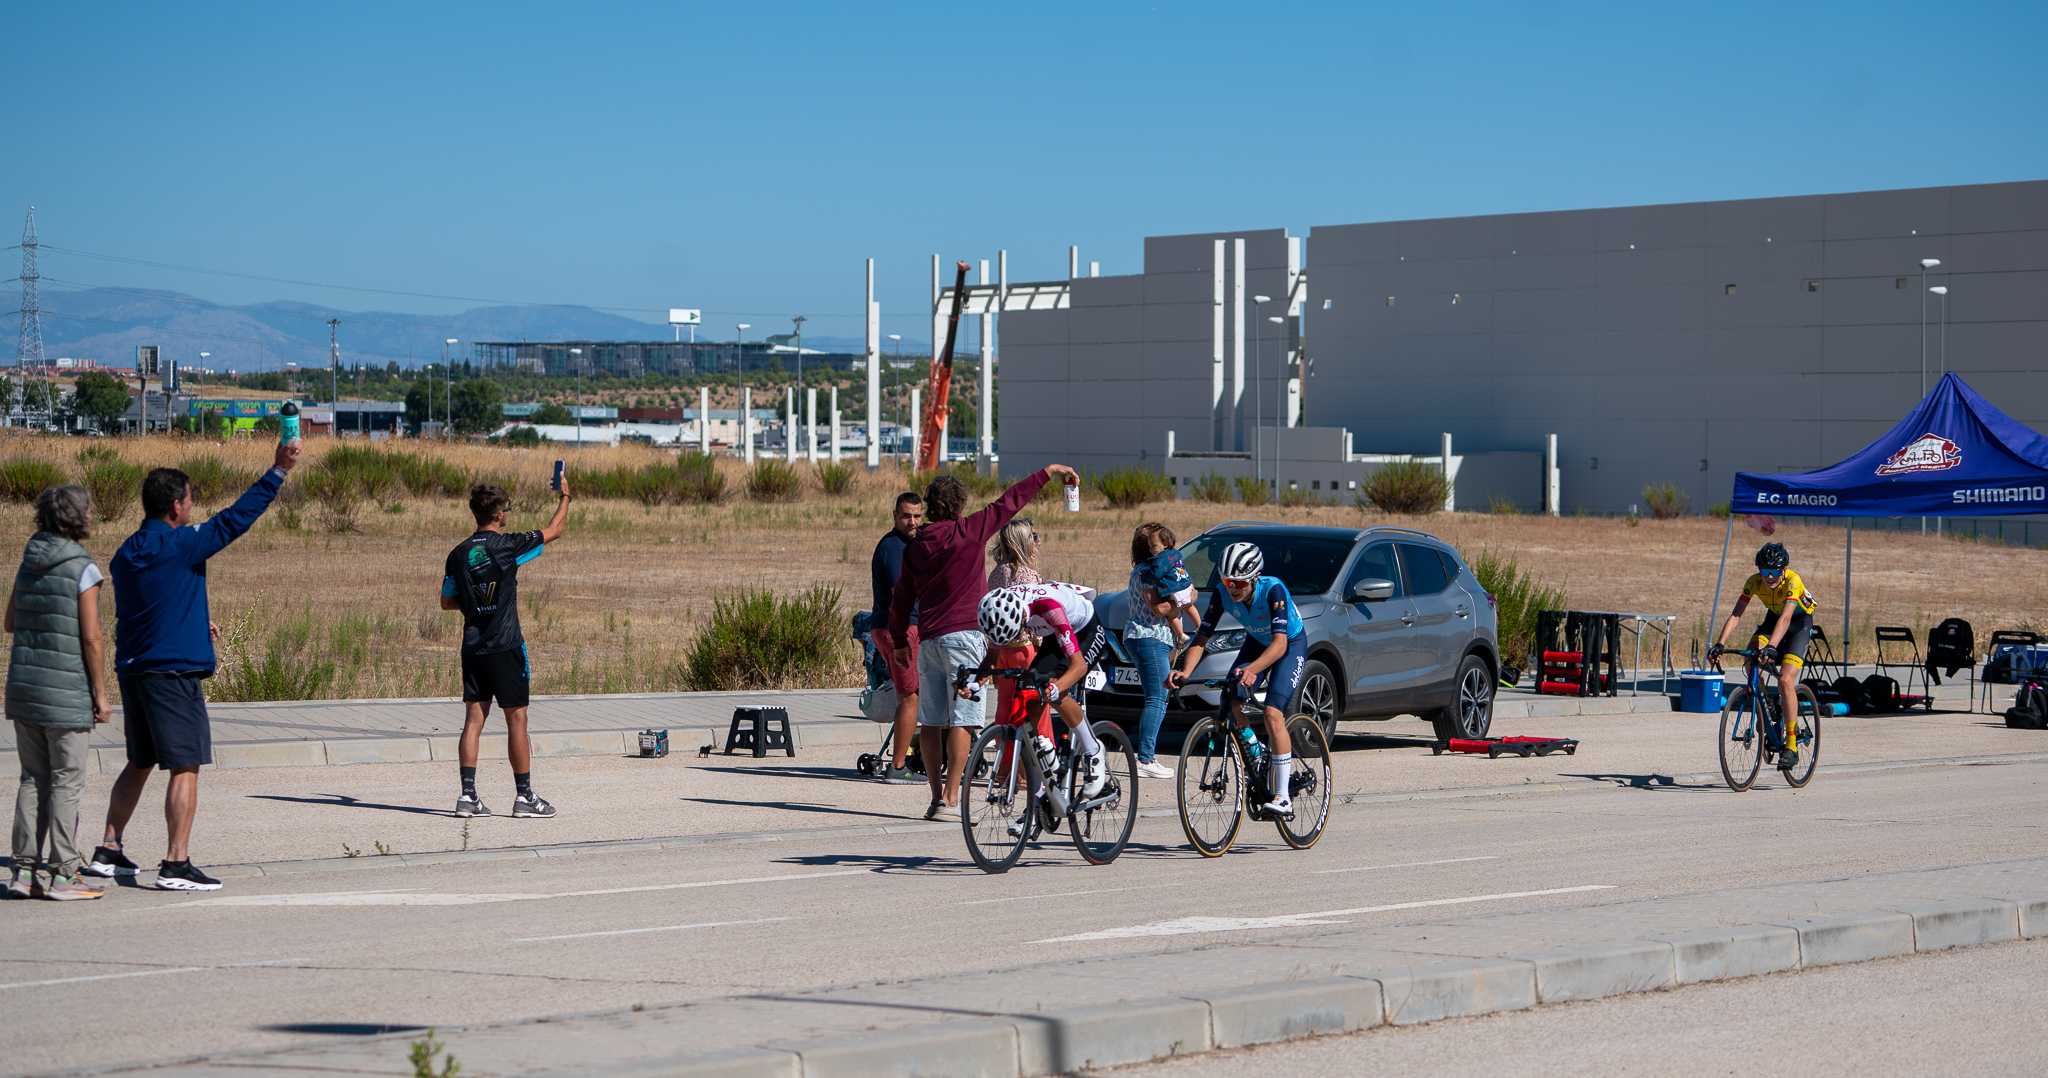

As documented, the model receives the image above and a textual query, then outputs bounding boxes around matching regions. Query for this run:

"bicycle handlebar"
[953,664,1053,691]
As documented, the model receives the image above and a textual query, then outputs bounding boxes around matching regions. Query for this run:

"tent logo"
[1876,433,1962,476]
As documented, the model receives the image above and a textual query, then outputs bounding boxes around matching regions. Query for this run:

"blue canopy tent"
[1709,372,2048,658]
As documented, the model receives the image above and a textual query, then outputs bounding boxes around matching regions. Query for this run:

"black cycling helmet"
[1755,542,1789,573]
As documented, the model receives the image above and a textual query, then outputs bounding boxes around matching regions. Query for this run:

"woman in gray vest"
[5,485,111,901]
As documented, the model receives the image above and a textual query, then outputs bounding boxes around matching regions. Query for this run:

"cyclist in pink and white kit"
[968,581,1112,797]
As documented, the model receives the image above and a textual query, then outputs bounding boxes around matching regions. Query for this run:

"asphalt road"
[3,708,2046,1074]
[1111,937,2048,1077]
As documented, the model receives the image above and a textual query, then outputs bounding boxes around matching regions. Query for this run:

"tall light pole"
[791,315,807,455]
[444,338,458,436]
[735,324,751,457]
[1251,294,1270,484]
[1918,258,1941,396]
[886,333,903,457]
[1930,285,1951,375]
[569,348,583,445]
[1268,314,1287,438]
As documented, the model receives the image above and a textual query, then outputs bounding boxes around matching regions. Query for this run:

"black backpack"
[1831,676,1870,715]
[1862,674,1901,712]
[2006,679,2048,729]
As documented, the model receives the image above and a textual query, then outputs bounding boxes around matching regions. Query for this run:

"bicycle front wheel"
[1275,715,1332,849]
[1177,716,1245,857]
[1784,685,1821,788]
[1718,687,1763,792]
[1069,721,1139,865]
[961,723,1035,874]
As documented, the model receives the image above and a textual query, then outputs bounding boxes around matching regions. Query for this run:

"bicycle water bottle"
[1237,725,1264,765]
[278,400,301,444]
[1034,735,1069,815]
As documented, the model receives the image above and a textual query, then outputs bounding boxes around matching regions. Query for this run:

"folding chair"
[1872,626,1933,711]
[1804,624,1849,682]
[1979,629,2043,714]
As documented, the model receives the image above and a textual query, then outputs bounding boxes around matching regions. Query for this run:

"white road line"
[1032,884,1615,943]
[962,884,1168,907]
[0,957,306,992]
[515,917,789,943]
[1312,855,1501,875]
[160,869,872,910]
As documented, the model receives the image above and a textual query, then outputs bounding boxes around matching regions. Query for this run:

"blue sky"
[8,1,2044,344]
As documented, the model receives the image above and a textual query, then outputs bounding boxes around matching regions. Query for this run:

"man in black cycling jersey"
[1707,542,1815,771]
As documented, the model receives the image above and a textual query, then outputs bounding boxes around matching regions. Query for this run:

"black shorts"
[120,673,212,771]
[1756,613,1814,670]
[1029,622,1108,703]
[462,646,531,710]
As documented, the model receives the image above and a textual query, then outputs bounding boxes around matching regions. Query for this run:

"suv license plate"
[1111,666,1140,686]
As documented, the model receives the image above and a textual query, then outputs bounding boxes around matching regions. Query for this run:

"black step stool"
[724,706,797,757]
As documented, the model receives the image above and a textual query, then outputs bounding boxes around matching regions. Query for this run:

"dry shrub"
[1361,461,1450,514]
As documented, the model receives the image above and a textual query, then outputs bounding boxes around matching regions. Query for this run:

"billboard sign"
[136,345,160,376]
[668,308,702,326]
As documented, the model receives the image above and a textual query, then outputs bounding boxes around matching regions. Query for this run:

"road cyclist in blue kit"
[1168,541,1308,818]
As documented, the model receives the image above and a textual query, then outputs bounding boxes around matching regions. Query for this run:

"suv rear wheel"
[1429,653,1495,741]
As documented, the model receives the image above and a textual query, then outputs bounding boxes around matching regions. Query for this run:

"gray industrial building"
[995,179,2048,513]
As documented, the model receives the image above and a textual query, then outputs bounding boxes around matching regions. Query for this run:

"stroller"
[852,612,925,778]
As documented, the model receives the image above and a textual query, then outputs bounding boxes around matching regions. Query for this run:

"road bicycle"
[952,664,1139,874]
[1175,677,1332,856]
[1713,647,1820,791]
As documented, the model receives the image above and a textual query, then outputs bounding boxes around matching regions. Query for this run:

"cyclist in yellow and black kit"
[1707,542,1816,771]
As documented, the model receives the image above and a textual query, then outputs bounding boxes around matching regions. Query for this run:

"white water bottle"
[1063,478,1080,513]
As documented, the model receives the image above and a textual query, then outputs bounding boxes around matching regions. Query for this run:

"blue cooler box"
[1678,670,1727,713]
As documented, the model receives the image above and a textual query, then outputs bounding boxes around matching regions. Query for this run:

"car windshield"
[1180,533,1352,597]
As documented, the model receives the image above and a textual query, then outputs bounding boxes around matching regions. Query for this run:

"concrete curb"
[630,895,2048,1077]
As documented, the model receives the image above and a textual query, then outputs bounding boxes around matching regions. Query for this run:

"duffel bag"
[1862,674,1901,712]
[2006,681,2048,730]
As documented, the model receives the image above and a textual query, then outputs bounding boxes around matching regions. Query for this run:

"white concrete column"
[829,386,840,462]
[698,386,710,456]
[1088,260,1100,277]
[1211,239,1225,451]
[742,387,754,464]
[1068,245,1079,279]
[1441,432,1455,512]
[994,248,1007,474]
[806,388,819,463]
[785,387,796,463]
[864,259,880,469]
[909,387,922,468]
[978,258,993,465]
[1546,433,1561,516]
[1166,430,1176,458]
[1232,237,1246,452]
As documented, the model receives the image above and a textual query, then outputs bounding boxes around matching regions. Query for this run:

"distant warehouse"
[474,339,868,379]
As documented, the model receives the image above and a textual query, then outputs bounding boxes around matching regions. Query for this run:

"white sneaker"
[1137,759,1175,780]
[1081,751,1109,798]
[1266,797,1294,819]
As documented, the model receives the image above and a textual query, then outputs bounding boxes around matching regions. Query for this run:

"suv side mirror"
[1349,578,1395,603]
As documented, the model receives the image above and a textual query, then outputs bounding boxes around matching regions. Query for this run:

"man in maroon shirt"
[890,464,1077,818]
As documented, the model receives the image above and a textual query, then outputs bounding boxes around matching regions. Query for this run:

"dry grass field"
[0,431,2042,701]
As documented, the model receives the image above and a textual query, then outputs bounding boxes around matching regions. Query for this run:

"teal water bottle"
[1236,724,1264,765]
[279,400,301,444]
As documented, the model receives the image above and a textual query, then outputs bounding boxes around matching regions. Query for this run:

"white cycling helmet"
[977,587,1029,643]
[1219,541,1264,582]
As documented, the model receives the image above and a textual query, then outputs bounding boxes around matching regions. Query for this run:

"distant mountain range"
[0,287,903,374]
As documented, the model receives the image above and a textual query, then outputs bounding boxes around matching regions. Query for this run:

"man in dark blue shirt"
[441,476,572,819]
[868,491,922,783]
[84,439,300,892]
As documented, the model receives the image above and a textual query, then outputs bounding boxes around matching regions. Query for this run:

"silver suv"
[1092,523,1499,741]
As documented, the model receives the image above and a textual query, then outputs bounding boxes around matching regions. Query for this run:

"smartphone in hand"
[552,460,566,492]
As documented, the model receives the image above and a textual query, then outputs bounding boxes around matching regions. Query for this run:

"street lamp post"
[736,324,751,458]
[569,348,583,445]
[1930,283,1952,536]
[444,338,458,437]
[1251,294,1270,484]
[1268,314,1287,438]
[791,315,807,455]
[1917,258,1941,534]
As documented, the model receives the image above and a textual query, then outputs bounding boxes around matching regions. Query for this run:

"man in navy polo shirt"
[82,440,300,892]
